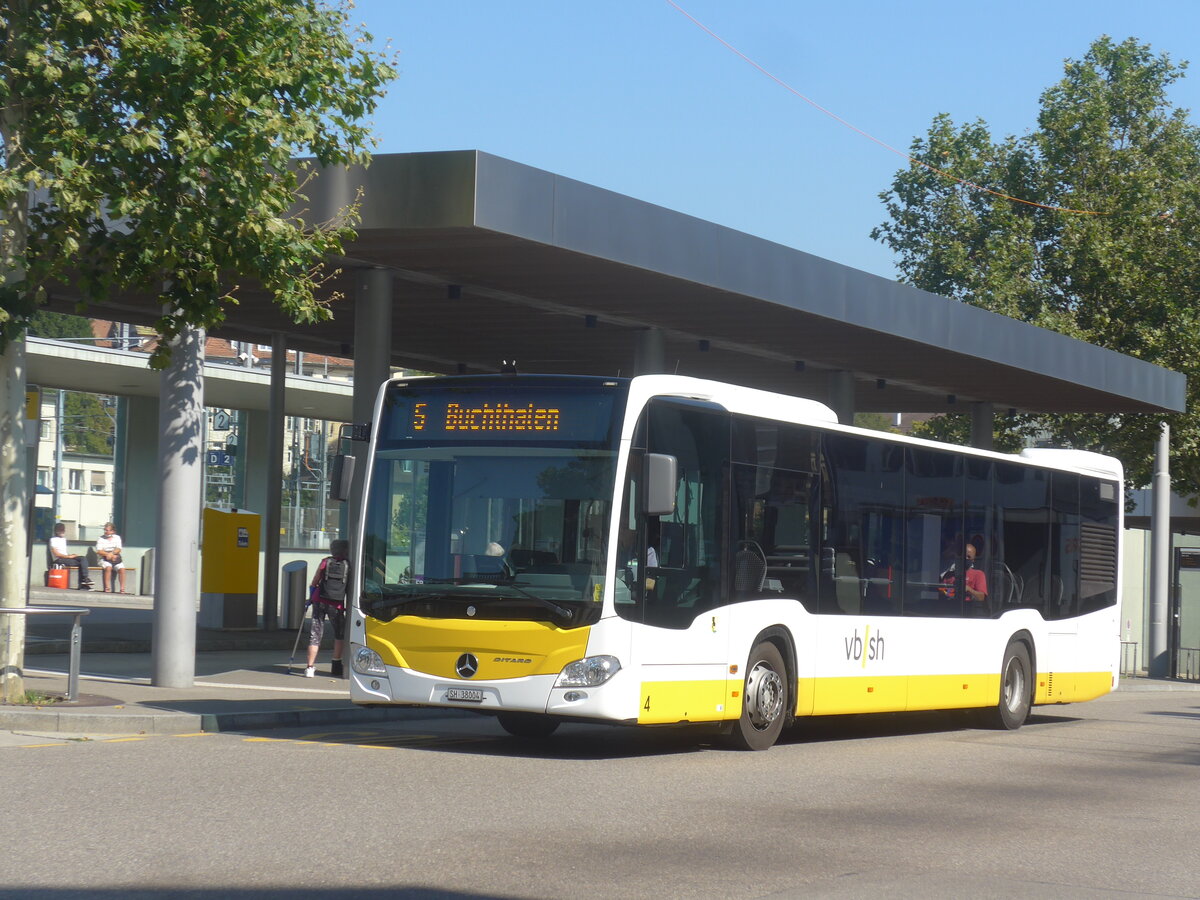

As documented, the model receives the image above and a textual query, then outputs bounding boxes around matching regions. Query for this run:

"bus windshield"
[359,378,626,628]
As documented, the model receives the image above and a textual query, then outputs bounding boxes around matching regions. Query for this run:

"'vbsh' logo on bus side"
[844,627,885,667]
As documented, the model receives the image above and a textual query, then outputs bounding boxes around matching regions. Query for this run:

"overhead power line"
[665,0,1106,216]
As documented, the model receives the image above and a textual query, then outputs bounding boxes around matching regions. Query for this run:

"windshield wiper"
[362,591,452,616]
[484,595,574,624]
[363,585,574,625]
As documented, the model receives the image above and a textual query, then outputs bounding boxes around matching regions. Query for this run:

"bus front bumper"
[349,659,632,721]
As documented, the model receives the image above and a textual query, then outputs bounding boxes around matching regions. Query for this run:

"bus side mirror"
[644,453,677,517]
[329,454,355,503]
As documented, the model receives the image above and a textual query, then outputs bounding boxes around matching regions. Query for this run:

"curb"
[1115,679,1200,692]
[0,703,471,736]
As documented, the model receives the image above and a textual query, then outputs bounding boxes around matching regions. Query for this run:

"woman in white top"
[95,522,127,593]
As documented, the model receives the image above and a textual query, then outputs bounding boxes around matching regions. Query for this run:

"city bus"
[346,374,1122,749]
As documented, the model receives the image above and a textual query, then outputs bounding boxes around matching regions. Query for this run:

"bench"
[45,546,136,592]
[46,565,137,591]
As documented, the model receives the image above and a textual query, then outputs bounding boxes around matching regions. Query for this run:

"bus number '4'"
[644,695,651,711]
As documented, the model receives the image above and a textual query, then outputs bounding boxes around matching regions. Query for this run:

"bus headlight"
[555,655,621,687]
[351,643,387,676]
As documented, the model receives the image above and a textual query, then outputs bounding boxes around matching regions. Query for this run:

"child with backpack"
[305,539,350,678]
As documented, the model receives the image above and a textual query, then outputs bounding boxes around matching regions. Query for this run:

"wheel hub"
[746,661,784,730]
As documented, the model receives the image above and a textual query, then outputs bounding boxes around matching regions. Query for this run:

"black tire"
[497,712,560,739]
[982,641,1032,730]
[727,641,788,751]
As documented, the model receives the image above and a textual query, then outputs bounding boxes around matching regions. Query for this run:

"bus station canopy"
[48,150,1185,416]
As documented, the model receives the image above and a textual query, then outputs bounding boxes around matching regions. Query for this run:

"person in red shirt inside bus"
[941,540,988,607]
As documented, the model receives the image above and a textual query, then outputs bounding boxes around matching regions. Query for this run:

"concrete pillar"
[827,371,855,425]
[970,402,994,451]
[151,324,204,688]
[349,269,393,548]
[262,333,287,631]
[633,327,666,376]
[120,395,160,547]
[1148,422,1171,678]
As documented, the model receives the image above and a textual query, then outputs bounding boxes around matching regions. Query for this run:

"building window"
[90,471,107,493]
[37,468,50,488]
[68,469,83,491]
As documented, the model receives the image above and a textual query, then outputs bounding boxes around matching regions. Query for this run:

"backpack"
[319,557,349,606]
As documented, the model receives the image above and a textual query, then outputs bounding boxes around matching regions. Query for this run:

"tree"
[0,0,394,699]
[872,36,1200,492]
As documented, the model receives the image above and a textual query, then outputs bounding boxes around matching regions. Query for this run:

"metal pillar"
[827,371,855,425]
[262,333,286,631]
[1148,422,1171,678]
[111,397,128,529]
[347,269,393,549]
[970,402,994,451]
[151,323,205,688]
[633,327,666,376]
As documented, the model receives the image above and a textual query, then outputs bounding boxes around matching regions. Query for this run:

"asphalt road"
[2,690,1199,900]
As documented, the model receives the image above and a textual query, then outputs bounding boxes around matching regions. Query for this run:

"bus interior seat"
[835,552,861,614]
[733,541,767,592]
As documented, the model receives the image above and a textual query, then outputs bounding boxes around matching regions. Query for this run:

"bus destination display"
[415,401,560,433]
[385,385,620,445]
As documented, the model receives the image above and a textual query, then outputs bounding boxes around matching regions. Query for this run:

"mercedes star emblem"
[455,653,479,678]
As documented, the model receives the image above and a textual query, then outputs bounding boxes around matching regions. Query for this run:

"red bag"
[47,569,68,589]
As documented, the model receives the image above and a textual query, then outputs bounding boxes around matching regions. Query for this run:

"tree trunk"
[0,3,30,701]
[0,339,28,702]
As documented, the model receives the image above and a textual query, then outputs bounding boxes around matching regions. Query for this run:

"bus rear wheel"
[728,641,787,751]
[497,712,560,739]
[982,641,1032,730]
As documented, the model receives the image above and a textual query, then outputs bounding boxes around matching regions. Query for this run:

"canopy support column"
[633,327,666,375]
[1149,422,1171,678]
[261,332,286,631]
[827,371,855,425]
[970,403,994,451]
[348,269,393,551]
[151,323,204,688]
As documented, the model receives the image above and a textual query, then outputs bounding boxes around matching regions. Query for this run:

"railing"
[0,606,90,701]
[1120,641,1139,677]
[1178,647,1200,683]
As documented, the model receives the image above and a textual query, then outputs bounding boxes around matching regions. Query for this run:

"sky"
[350,0,1200,280]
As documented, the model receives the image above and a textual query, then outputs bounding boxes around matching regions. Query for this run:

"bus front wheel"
[983,641,1032,730]
[497,712,560,739]
[728,641,787,751]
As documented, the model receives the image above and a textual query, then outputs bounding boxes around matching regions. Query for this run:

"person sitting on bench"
[94,522,127,593]
[49,523,94,590]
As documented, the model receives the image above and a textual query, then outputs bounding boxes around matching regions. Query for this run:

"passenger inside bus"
[941,540,989,613]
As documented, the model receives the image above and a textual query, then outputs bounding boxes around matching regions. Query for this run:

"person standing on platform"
[305,539,350,678]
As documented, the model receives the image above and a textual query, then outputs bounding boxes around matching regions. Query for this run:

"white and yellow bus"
[347,375,1122,749]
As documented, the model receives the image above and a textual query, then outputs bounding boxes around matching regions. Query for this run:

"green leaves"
[875,37,1200,492]
[1,0,396,367]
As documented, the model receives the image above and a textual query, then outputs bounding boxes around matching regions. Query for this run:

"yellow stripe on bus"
[366,616,590,680]
[638,680,732,724]
[1034,670,1113,705]
[638,668,1114,725]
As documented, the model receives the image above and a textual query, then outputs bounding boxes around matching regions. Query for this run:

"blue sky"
[351,0,1200,280]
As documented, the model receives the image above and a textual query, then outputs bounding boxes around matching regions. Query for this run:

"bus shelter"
[32,150,1185,686]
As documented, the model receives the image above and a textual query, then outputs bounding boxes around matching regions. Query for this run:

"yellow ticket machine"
[199,507,261,629]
